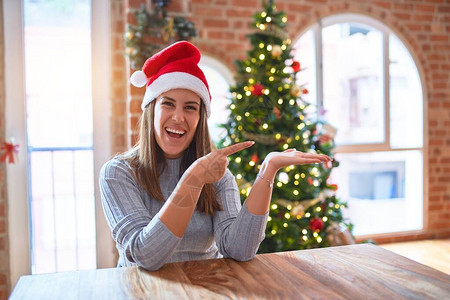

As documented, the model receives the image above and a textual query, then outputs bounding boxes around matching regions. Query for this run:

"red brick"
[0,288,9,300]
[433,82,447,89]
[429,195,441,202]
[413,14,434,22]
[0,274,6,285]
[193,6,224,16]
[406,23,422,31]
[394,3,413,10]
[437,5,450,13]
[430,185,446,193]
[429,204,444,211]
[129,100,141,114]
[430,35,449,41]
[231,0,259,8]
[203,19,230,28]
[374,1,391,9]
[416,4,436,12]
[393,13,411,20]
[433,44,450,51]
[207,30,235,40]
[191,0,211,4]
[288,4,313,12]
[127,12,138,26]
[225,9,255,18]
[167,0,186,13]
[127,0,145,9]
[429,139,444,146]
[131,134,139,147]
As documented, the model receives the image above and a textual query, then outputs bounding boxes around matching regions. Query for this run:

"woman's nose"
[171,107,184,122]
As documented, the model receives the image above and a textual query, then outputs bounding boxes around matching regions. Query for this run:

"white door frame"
[4,0,30,290]
[91,0,116,270]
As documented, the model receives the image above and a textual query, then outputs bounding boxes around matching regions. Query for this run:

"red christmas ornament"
[0,141,19,164]
[310,217,324,232]
[302,88,309,94]
[251,153,259,163]
[250,83,265,96]
[273,107,281,119]
[323,160,333,169]
[291,61,301,72]
[329,184,338,191]
[319,134,332,144]
[307,177,314,185]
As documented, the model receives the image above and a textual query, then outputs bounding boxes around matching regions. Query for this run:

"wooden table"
[10,244,450,299]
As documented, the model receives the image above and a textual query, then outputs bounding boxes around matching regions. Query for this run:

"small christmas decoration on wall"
[0,138,19,164]
[124,0,198,69]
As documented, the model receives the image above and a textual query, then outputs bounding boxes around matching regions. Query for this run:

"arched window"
[199,56,234,143]
[293,14,424,236]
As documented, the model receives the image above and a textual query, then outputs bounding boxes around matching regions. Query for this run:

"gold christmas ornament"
[326,222,355,246]
[161,18,175,42]
[271,45,282,57]
[125,31,134,40]
[291,85,301,97]
[125,47,135,55]
[275,198,322,219]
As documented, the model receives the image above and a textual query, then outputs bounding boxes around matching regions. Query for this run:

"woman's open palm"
[265,149,331,171]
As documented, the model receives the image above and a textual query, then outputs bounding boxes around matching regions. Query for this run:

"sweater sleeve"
[213,169,268,261]
[99,158,182,271]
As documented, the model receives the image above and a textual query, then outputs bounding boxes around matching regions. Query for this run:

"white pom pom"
[130,70,148,87]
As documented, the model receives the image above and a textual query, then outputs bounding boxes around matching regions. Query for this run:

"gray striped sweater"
[99,155,268,271]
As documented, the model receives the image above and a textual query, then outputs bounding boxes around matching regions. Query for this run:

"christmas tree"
[219,0,354,252]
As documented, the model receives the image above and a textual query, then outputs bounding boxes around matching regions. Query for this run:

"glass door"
[23,0,96,273]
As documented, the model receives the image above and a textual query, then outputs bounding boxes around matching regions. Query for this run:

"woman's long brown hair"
[124,100,222,215]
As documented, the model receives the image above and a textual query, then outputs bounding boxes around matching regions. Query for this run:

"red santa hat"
[130,41,212,117]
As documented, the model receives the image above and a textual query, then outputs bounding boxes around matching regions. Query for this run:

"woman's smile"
[153,89,201,158]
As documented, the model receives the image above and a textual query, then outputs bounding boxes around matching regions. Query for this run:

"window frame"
[295,13,428,238]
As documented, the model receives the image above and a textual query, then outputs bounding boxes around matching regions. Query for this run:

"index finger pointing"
[220,141,255,156]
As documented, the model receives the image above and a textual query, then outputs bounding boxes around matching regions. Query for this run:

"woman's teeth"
[166,127,186,137]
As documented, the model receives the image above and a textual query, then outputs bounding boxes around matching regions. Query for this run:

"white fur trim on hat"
[141,72,211,118]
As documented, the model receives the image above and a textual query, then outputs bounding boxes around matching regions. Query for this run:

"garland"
[124,2,197,69]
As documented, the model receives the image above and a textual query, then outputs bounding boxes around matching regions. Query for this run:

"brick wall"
[111,0,129,155]
[118,0,450,243]
[0,0,10,298]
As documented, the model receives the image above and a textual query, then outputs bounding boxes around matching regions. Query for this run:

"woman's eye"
[162,101,174,107]
[186,105,197,110]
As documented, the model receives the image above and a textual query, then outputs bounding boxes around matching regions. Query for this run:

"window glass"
[24,0,96,274]
[389,35,423,148]
[293,30,317,110]
[293,15,424,237]
[200,64,231,143]
[25,0,93,148]
[322,23,384,145]
[332,150,423,235]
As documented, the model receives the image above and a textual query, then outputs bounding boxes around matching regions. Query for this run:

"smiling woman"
[99,41,330,271]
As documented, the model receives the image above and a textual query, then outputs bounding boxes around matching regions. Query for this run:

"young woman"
[99,41,330,271]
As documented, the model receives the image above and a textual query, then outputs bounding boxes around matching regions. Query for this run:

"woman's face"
[153,89,201,159]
